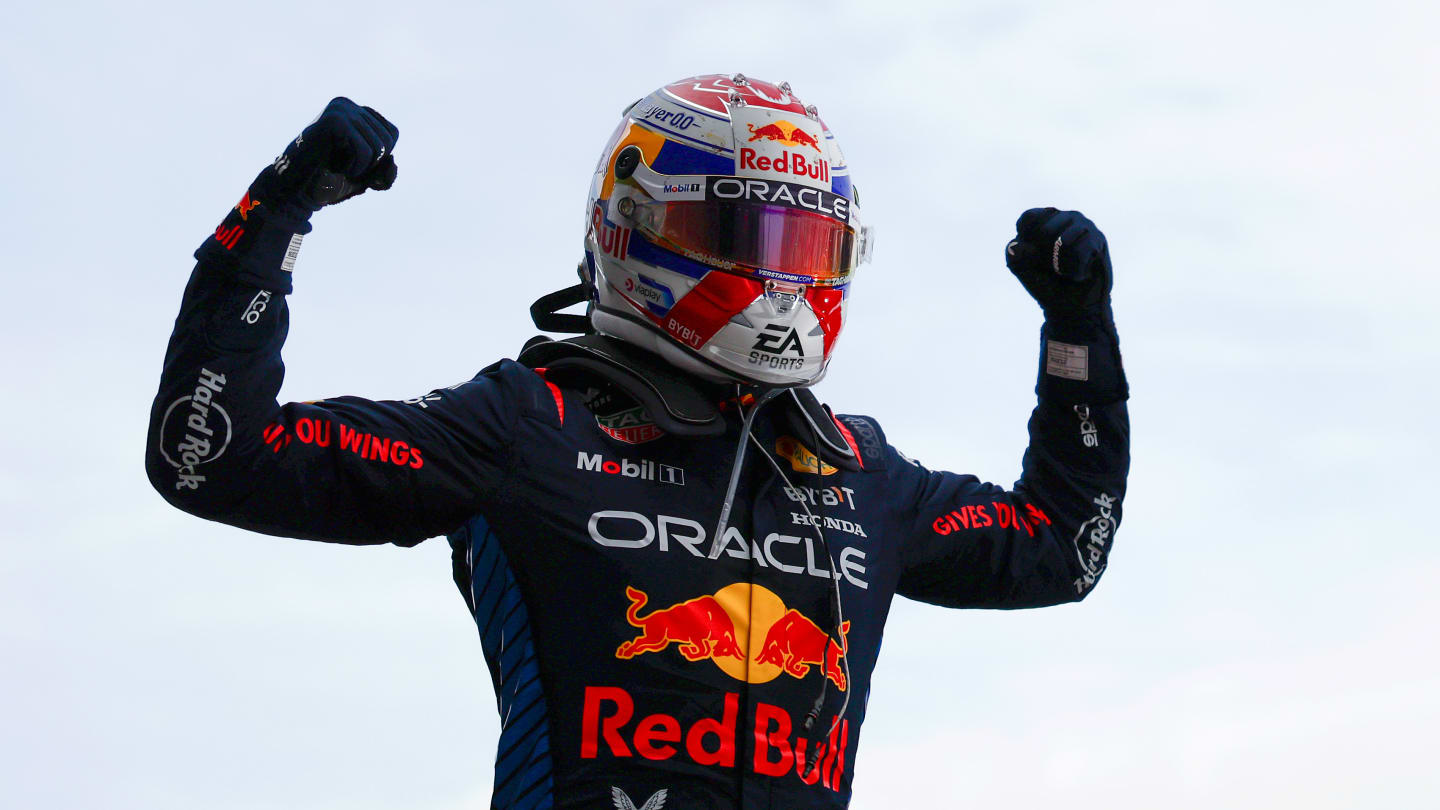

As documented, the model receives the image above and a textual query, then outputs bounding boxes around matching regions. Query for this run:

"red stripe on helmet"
[805,286,845,358]
[661,272,764,352]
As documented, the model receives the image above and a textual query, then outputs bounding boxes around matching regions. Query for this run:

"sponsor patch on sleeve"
[1045,340,1089,381]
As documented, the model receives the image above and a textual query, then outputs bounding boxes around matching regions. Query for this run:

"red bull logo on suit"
[616,586,744,663]
[598,581,855,791]
[615,583,849,691]
[581,685,851,792]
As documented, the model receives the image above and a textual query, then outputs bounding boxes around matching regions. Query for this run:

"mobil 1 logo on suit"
[577,451,685,485]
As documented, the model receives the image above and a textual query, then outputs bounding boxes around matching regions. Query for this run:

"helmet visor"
[630,196,861,285]
[617,160,873,286]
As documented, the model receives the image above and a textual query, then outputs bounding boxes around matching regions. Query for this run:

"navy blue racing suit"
[147,219,1129,809]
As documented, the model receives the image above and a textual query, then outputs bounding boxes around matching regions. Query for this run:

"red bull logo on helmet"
[737,148,831,185]
[590,203,631,261]
[731,106,832,192]
[746,120,821,152]
[615,583,850,691]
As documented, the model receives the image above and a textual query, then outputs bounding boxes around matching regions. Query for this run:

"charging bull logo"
[616,586,744,662]
[747,121,822,152]
[755,611,849,691]
[234,191,261,221]
[616,584,849,691]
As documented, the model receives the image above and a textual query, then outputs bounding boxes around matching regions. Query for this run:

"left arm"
[894,209,1130,608]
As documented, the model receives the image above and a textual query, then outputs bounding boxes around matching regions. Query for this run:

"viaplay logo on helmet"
[731,107,831,192]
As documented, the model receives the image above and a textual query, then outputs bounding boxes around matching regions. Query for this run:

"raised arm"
[145,99,539,546]
[895,209,1130,607]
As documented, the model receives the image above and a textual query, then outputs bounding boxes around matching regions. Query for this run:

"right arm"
[145,99,543,546]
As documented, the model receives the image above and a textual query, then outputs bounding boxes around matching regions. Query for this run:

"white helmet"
[580,73,873,387]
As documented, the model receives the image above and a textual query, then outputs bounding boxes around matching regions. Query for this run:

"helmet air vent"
[614,145,642,180]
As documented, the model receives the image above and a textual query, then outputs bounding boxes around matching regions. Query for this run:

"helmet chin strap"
[528,261,595,334]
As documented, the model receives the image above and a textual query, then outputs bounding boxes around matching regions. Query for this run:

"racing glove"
[1005,207,1112,323]
[195,97,399,293]
[1005,208,1127,403]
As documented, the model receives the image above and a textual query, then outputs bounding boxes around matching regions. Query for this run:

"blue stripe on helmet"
[652,141,734,177]
[625,231,712,280]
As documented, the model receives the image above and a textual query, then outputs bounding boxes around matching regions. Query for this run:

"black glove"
[1006,208,1126,402]
[1004,208,1112,323]
[196,98,399,293]
[256,97,400,215]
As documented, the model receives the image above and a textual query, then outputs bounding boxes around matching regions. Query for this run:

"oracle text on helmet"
[709,177,851,223]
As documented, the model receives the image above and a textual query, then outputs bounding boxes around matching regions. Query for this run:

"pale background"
[3,1,1437,808]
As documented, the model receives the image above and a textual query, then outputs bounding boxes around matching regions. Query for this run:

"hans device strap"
[519,335,725,437]
[516,335,862,472]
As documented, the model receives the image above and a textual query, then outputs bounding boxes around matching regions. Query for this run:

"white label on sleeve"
[281,233,304,274]
[1046,340,1089,381]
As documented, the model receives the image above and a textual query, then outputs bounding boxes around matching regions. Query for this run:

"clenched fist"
[195,98,400,291]
[262,97,400,212]
[1004,208,1112,321]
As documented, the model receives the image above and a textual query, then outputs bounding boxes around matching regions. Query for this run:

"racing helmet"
[580,74,873,387]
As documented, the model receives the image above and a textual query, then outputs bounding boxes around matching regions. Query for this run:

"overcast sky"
[3,1,1437,808]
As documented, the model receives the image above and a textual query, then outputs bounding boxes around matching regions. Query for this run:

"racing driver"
[147,74,1130,809]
